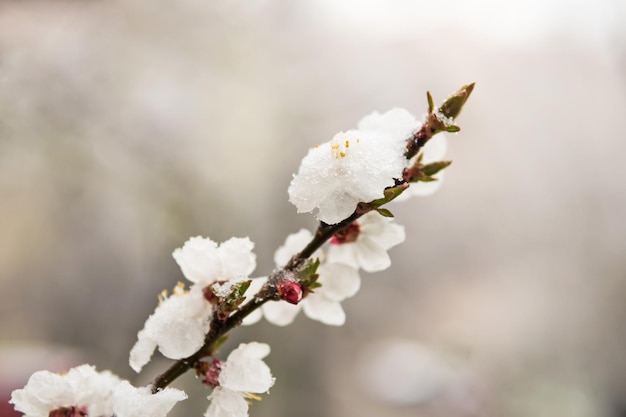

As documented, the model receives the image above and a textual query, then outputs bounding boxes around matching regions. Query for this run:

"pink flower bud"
[199,358,223,388]
[276,281,303,305]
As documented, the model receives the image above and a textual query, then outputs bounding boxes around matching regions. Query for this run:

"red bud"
[276,280,303,305]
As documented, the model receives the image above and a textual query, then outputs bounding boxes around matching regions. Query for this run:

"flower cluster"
[130,237,257,373]
[10,364,186,417]
[10,84,472,417]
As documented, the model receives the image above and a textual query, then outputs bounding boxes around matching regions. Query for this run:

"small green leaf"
[422,160,452,176]
[444,125,461,133]
[427,91,435,113]
[307,281,322,293]
[299,258,320,290]
[370,184,409,208]
[383,185,406,200]
[218,280,253,318]
[438,83,475,120]
[229,280,251,302]
[376,208,394,218]
[212,335,229,352]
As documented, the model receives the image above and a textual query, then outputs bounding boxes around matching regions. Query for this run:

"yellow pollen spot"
[244,392,263,401]
[345,140,350,148]
[339,152,346,158]
[315,144,319,148]
[173,282,187,296]
[158,289,169,304]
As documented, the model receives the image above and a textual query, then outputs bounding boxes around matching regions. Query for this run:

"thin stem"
[404,112,440,160]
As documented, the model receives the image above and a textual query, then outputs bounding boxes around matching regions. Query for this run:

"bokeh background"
[1,0,625,416]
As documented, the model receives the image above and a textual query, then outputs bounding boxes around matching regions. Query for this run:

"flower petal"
[273,229,315,266]
[172,237,220,284]
[303,294,346,326]
[317,263,361,301]
[205,388,248,417]
[355,237,392,273]
[219,354,274,393]
[217,237,257,279]
[326,244,358,269]
[129,330,157,373]
[421,133,448,162]
[112,382,186,417]
[262,301,302,326]
[227,342,271,362]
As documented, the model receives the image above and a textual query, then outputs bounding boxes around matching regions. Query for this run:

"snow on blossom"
[327,211,406,272]
[288,129,408,225]
[205,342,275,417]
[130,283,213,372]
[10,365,186,417]
[173,236,257,285]
[10,364,122,417]
[112,381,187,417]
[357,107,421,146]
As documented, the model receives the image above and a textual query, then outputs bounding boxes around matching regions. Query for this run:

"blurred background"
[1,0,625,416]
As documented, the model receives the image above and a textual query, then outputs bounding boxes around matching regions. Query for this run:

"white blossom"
[173,236,257,285]
[10,364,122,417]
[327,211,406,272]
[288,129,407,225]
[112,381,187,417]
[10,365,186,417]
[130,284,212,372]
[205,342,275,417]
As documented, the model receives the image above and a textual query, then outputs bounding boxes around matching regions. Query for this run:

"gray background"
[1,1,625,416]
